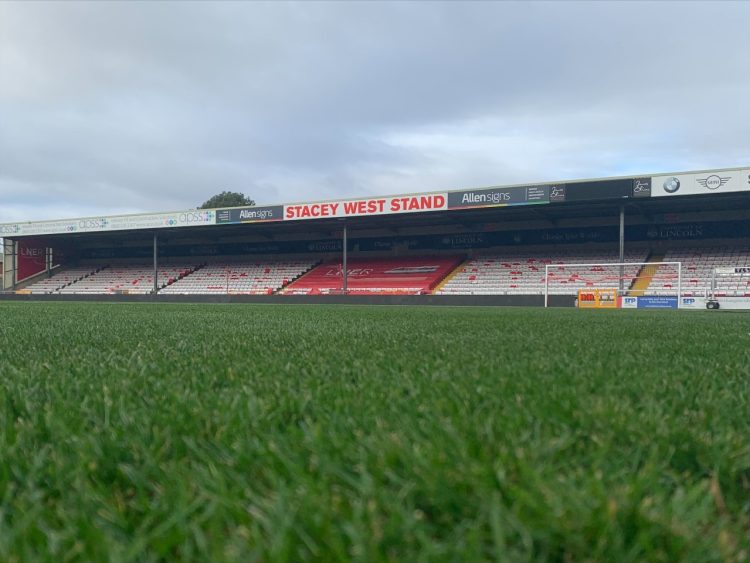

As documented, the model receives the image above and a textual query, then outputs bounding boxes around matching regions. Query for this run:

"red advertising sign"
[17,239,47,281]
[284,194,447,220]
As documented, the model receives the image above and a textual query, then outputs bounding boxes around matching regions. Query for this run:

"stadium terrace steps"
[432,257,471,294]
[160,259,319,295]
[628,252,665,296]
[283,256,464,295]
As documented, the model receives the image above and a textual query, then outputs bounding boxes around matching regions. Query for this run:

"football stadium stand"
[52,264,198,294]
[12,247,750,297]
[646,247,750,297]
[436,249,649,295]
[283,256,463,295]
[160,259,317,295]
[24,265,104,294]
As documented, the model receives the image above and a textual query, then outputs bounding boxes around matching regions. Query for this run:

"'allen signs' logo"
[696,175,731,190]
[663,177,681,193]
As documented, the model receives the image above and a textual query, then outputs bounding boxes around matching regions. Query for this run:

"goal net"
[543,261,683,308]
[710,267,750,298]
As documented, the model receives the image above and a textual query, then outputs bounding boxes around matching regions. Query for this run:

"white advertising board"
[651,168,750,197]
[0,210,216,237]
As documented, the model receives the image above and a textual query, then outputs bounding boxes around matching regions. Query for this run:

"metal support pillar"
[153,233,159,294]
[46,247,52,277]
[619,205,625,292]
[342,224,348,294]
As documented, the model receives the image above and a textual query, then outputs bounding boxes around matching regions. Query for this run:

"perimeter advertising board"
[680,297,703,309]
[578,288,618,308]
[617,296,680,309]
[651,168,750,197]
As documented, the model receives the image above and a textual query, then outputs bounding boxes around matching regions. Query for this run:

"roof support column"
[619,205,625,292]
[153,232,159,295]
[11,239,17,290]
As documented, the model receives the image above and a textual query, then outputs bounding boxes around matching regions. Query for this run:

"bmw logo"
[663,177,680,193]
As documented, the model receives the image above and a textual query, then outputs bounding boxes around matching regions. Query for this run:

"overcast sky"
[1,1,748,222]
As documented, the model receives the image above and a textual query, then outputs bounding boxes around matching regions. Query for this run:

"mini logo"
[696,175,730,190]
[663,177,681,193]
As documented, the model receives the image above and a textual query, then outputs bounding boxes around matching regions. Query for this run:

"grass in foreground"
[0,303,749,562]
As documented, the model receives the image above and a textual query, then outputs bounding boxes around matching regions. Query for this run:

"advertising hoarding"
[1,167,748,238]
[651,168,750,197]
[632,178,651,198]
[447,185,551,209]
[1,210,216,237]
[562,179,631,202]
[283,193,448,220]
[680,297,703,309]
[578,288,618,308]
[636,296,679,309]
[619,296,681,309]
[17,239,47,281]
[216,206,284,224]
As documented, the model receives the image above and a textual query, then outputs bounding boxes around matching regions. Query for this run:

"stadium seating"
[646,247,750,297]
[55,264,198,294]
[437,249,649,295]
[23,265,104,294]
[160,259,317,295]
[284,256,463,295]
[17,247,750,297]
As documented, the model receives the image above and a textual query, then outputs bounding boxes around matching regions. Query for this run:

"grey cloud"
[0,1,748,222]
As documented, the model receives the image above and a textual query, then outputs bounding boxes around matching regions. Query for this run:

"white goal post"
[544,261,682,308]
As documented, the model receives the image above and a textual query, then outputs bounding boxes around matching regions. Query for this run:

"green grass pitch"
[0,302,749,561]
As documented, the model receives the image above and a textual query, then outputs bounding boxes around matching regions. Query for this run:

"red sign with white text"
[284,194,447,220]
[17,239,47,281]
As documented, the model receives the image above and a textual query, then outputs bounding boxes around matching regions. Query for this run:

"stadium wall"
[0,292,576,307]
